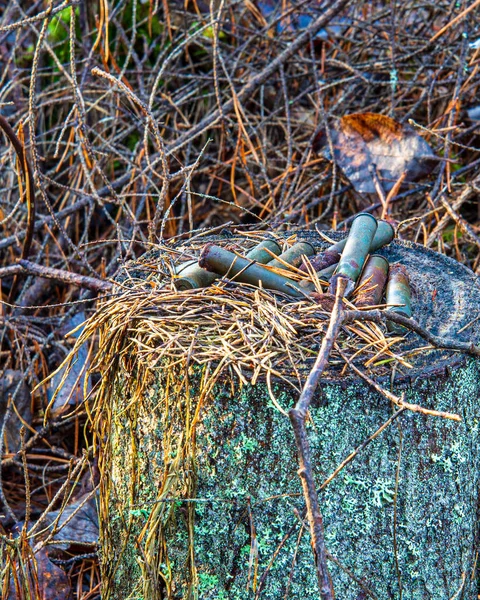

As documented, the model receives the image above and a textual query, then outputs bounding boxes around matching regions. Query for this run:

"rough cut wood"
[98,234,480,600]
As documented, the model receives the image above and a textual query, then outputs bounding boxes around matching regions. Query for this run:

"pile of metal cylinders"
[174,214,412,331]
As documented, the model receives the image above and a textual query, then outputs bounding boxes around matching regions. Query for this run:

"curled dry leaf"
[314,113,436,194]
[41,492,99,549]
[7,548,72,600]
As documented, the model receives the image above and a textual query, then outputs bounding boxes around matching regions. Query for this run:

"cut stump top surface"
[119,229,480,383]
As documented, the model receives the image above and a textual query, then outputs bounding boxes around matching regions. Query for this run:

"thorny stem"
[289,276,347,599]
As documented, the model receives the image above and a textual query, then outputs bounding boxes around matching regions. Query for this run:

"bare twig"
[346,309,480,357]
[0,116,35,265]
[439,198,480,250]
[16,260,112,293]
[319,405,406,490]
[339,348,461,421]
[0,115,36,302]
[288,276,348,599]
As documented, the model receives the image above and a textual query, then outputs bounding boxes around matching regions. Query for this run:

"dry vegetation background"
[0,0,480,598]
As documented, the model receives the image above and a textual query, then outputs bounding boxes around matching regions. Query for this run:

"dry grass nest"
[61,243,425,423]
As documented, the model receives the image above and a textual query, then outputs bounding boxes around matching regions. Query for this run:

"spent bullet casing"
[301,219,395,273]
[354,255,389,308]
[199,244,313,297]
[245,239,282,264]
[267,241,316,271]
[316,262,337,281]
[386,263,412,333]
[174,260,218,291]
[329,213,378,296]
[370,220,395,252]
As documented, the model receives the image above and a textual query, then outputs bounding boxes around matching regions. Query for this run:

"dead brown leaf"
[34,548,73,600]
[314,113,436,194]
[7,547,72,600]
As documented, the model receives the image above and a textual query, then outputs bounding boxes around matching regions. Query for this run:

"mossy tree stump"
[96,233,480,599]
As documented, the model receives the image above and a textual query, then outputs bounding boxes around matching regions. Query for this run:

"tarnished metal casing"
[304,219,395,273]
[245,239,282,264]
[370,220,395,252]
[316,262,337,281]
[174,260,218,291]
[354,255,389,307]
[199,244,313,297]
[329,213,378,296]
[386,263,412,333]
[268,242,316,271]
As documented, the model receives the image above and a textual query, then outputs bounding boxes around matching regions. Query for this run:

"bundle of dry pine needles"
[66,263,415,420]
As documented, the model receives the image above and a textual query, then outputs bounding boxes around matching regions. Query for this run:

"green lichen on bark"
[102,358,480,600]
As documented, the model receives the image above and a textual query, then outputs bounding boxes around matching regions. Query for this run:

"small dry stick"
[383,172,407,219]
[319,405,406,490]
[369,165,387,214]
[425,183,477,247]
[17,260,113,293]
[338,348,461,422]
[440,198,480,251]
[289,276,347,600]
[430,0,480,42]
[346,309,480,357]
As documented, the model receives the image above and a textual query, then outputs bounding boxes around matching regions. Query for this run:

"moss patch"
[102,359,480,599]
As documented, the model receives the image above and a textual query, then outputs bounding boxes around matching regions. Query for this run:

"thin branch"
[319,405,406,491]
[0,115,36,302]
[295,278,348,416]
[339,348,461,422]
[440,197,480,250]
[0,116,36,264]
[17,260,112,293]
[346,309,480,357]
[288,276,348,599]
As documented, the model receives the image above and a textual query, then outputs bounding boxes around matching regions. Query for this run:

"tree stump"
[96,232,480,600]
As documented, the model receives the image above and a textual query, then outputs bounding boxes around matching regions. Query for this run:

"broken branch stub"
[315,113,436,194]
